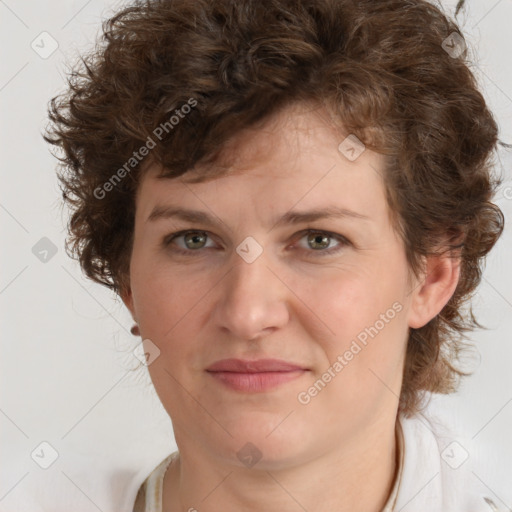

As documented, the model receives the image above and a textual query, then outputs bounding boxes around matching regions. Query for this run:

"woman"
[44,0,509,510]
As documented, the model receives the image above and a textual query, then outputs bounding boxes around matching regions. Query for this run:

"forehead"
[136,103,390,225]
[152,104,384,176]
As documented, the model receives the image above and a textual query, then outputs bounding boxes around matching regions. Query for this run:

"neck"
[163,413,400,512]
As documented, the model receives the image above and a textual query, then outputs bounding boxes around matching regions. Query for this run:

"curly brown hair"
[44,0,505,417]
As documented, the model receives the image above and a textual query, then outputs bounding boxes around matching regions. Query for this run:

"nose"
[212,252,290,341]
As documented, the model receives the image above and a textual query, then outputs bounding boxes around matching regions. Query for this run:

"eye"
[162,230,216,255]
[292,229,349,256]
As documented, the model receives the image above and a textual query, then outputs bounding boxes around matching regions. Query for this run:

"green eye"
[182,231,208,250]
[307,232,331,250]
[296,230,349,256]
[163,230,215,254]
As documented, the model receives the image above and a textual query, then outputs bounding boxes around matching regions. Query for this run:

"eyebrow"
[146,205,371,230]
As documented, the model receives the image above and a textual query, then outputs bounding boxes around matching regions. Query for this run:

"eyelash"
[162,229,350,257]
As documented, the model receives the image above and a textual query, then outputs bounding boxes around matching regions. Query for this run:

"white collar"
[389,411,508,512]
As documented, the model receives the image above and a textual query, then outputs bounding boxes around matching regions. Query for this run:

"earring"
[130,324,140,336]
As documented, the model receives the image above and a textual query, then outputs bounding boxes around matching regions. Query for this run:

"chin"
[216,420,310,469]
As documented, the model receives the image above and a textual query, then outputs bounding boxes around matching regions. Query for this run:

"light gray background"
[1,0,511,510]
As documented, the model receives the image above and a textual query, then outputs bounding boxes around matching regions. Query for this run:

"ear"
[407,250,461,329]
[120,285,137,322]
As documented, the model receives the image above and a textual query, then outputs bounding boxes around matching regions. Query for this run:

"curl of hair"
[44,0,505,416]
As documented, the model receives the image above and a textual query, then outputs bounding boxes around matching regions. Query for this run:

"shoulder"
[132,452,178,512]
[395,411,511,512]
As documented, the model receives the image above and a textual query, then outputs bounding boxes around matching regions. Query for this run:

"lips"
[206,358,306,373]
[205,359,308,392]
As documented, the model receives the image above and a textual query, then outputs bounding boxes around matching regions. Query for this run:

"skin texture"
[122,102,460,512]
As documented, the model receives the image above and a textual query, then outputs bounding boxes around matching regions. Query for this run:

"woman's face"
[123,103,426,469]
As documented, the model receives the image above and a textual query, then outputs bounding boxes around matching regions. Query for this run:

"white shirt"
[131,412,510,511]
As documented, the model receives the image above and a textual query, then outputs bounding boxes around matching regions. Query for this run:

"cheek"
[131,259,207,345]
[300,271,409,420]
[305,266,409,360]
[305,270,380,333]
[133,269,207,403]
